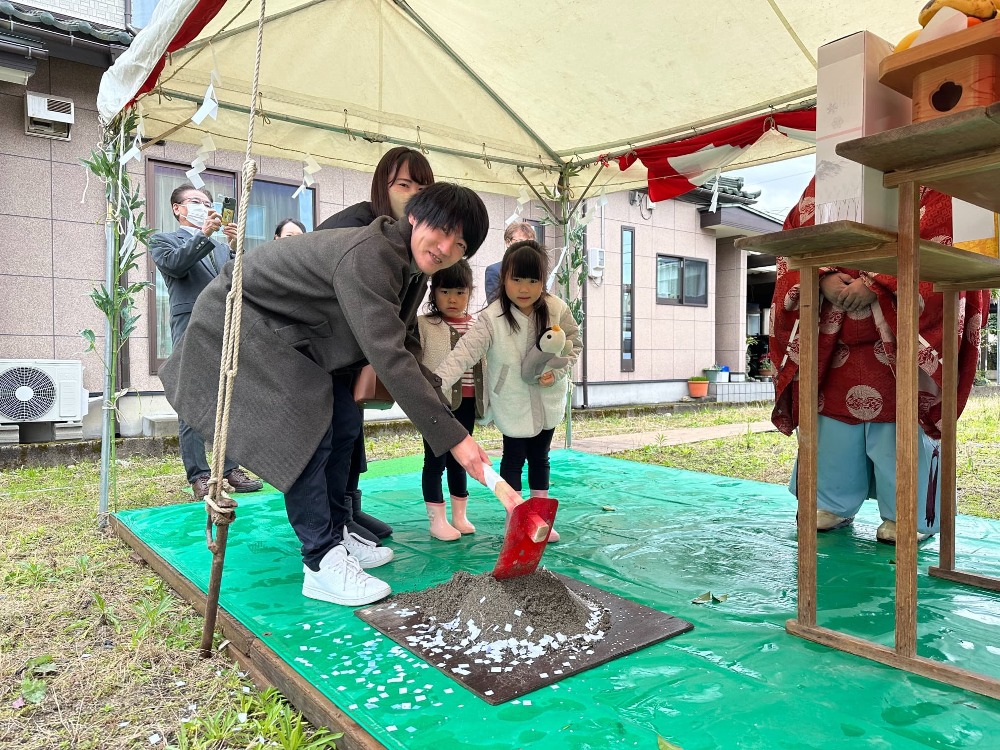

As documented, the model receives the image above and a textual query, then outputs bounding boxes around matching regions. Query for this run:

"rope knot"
[242,159,258,183]
[204,476,238,550]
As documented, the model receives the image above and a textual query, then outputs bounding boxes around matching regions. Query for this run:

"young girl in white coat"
[417,260,486,540]
[435,241,582,541]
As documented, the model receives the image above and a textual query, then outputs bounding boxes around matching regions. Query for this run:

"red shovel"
[482,464,558,580]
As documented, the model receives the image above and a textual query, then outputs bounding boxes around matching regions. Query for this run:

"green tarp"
[116,450,1000,749]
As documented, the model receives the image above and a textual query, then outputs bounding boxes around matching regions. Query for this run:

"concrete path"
[560,420,778,456]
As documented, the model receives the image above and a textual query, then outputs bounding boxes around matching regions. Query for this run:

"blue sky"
[725,153,815,222]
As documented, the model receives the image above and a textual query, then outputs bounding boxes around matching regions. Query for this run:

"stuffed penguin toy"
[521,325,573,383]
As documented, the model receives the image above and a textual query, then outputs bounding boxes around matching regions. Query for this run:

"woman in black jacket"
[315,147,435,543]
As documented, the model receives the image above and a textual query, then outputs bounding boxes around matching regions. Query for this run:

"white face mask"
[184,204,209,228]
[388,190,410,221]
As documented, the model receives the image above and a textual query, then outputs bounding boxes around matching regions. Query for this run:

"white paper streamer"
[186,167,206,189]
[191,84,218,125]
[118,144,141,165]
[293,156,321,198]
[708,170,721,213]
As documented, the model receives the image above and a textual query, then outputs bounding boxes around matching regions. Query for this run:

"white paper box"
[815,31,911,230]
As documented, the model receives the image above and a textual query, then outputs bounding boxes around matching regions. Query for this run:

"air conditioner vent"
[46,98,72,115]
[24,91,74,141]
[0,366,56,421]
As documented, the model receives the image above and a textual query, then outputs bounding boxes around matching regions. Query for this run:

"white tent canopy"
[98,0,922,195]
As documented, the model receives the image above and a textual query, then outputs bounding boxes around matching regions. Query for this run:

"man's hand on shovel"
[450,434,491,484]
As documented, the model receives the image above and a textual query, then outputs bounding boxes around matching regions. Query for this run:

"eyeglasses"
[181,199,213,207]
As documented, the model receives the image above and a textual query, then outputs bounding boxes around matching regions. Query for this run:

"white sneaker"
[341,525,394,569]
[302,545,390,606]
[876,520,933,546]
[816,509,853,531]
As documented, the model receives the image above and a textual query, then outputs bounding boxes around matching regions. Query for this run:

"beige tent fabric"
[99,0,921,195]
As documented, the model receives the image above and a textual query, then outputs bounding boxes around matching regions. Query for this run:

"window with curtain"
[621,226,635,372]
[525,218,546,247]
[146,161,317,373]
[656,254,709,306]
[244,178,316,248]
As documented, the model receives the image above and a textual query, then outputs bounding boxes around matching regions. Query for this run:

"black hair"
[273,218,306,237]
[169,184,211,222]
[424,259,474,319]
[498,240,550,335]
[405,183,490,258]
[371,147,434,218]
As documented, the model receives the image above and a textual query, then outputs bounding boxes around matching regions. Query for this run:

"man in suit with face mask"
[150,184,263,498]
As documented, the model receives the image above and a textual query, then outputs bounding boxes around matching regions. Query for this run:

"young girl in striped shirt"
[417,260,485,540]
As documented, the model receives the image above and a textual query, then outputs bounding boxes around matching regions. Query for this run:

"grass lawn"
[1,396,997,748]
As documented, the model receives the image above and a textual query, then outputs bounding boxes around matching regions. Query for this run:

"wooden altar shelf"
[736,105,1000,699]
[837,104,1000,214]
[880,19,1000,92]
[878,20,1000,124]
[736,220,1000,290]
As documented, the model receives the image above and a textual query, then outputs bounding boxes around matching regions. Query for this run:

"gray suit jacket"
[159,217,468,492]
[484,261,502,304]
[149,227,231,344]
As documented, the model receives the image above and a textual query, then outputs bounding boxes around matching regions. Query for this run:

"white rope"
[205,0,266,535]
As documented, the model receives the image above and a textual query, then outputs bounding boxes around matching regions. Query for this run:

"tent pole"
[146,91,557,172]
[392,0,563,167]
[559,168,573,450]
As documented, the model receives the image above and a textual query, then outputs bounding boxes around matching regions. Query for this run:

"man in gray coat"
[150,184,263,499]
[160,183,494,607]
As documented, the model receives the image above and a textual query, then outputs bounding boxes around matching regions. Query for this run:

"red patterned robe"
[770,178,988,440]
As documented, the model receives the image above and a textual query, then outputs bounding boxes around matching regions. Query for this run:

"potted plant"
[757,354,777,380]
[687,375,709,398]
[703,365,729,383]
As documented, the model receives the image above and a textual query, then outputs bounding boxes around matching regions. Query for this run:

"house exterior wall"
[576,192,718,395]
[24,0,125,28]
[0,56,110,403]
[1,53,745,437]
[715,237,748,374]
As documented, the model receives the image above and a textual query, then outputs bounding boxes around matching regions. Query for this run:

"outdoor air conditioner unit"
[0,360,86,424]
[24,91,74,141]
[588,247,606,276]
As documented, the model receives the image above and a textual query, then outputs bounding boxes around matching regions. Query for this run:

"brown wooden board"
[735,221,1000,288]
[355,573,692,706]
[836,107,1000,174]
[835,106,1000,214]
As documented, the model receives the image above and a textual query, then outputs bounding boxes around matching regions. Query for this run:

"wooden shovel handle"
[523,514,551,543]
[482,464,518,512]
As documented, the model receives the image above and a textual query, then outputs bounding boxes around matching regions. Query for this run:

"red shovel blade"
[492,497,558,580]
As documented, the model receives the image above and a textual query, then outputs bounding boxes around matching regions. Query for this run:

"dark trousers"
[345,419,366,494]
[283,376,363,571]
[171,315,236,482]
[421,397,477,503]
[499,428,556,492]
[178,418,237,483]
